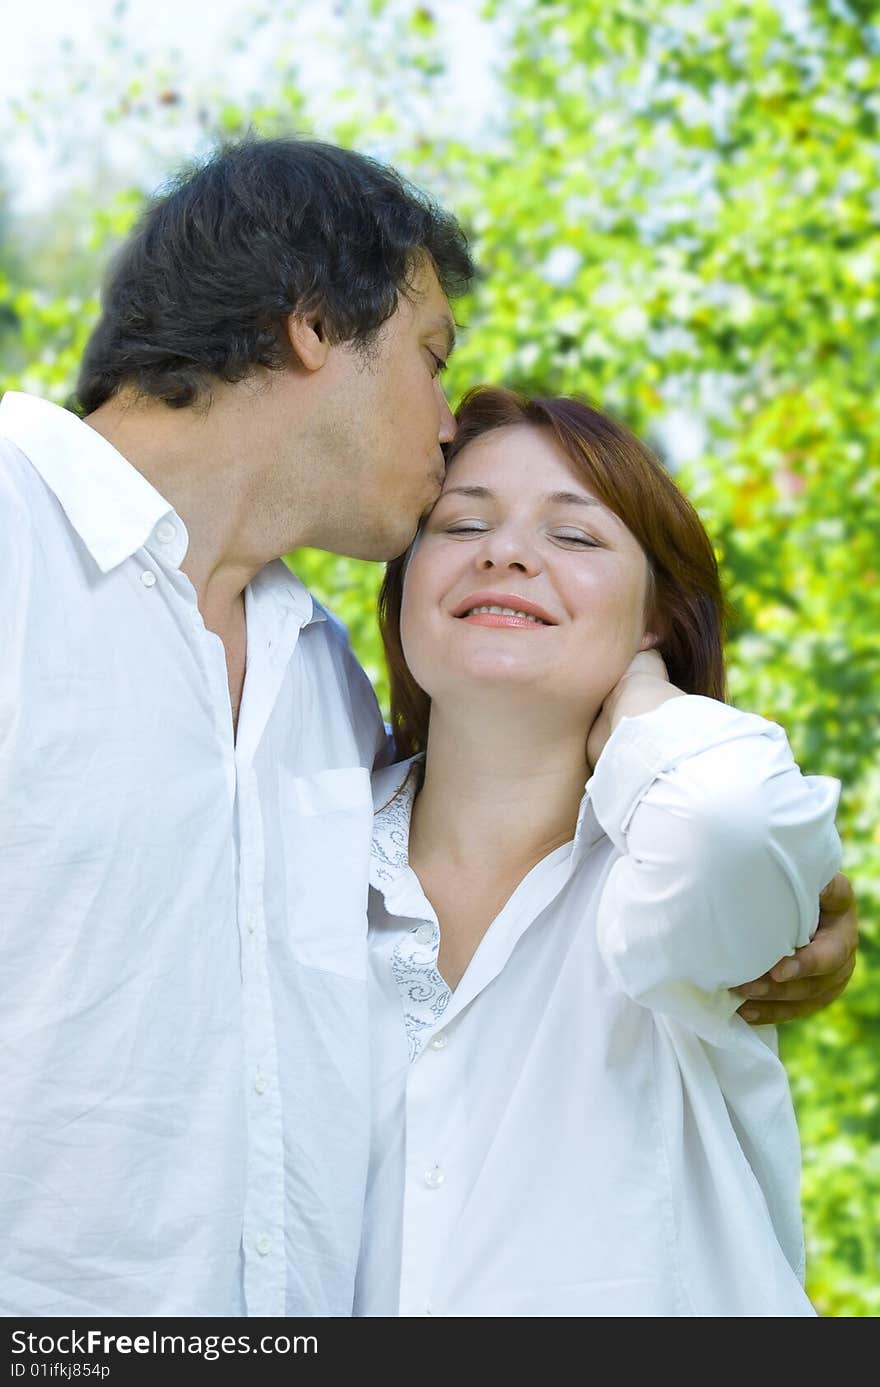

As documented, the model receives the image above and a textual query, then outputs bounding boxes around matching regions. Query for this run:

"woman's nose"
[476,529,541,575]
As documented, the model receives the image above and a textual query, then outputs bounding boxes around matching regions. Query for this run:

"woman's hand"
[734,871,859,1025]
[587,649,686,771]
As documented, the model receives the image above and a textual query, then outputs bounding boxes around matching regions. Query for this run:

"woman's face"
[400,424,657,724]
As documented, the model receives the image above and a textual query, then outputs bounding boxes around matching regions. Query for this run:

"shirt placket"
[375,818,583,1319]
[398,1024,459,1318]
[160,554,292,1316]
[379,881,455,1319]
[371,850,449,1318]
[237,758,285,1314]
[236,591,305,1316]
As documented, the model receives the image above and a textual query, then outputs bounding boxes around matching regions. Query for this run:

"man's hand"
[734,872,858,1025]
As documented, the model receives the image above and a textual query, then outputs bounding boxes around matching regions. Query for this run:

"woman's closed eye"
[551,530,602,548]
[443,522,489,536]
[440,523,604,546]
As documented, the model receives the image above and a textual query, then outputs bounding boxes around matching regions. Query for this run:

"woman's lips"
[452,592,558,626]
[459,610,548,629]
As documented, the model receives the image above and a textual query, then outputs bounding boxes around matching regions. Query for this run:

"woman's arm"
[588,658,841,1028]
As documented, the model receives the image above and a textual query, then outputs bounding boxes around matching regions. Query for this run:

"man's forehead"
[408,260,456,347]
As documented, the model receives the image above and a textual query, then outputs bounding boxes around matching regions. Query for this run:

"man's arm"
[734,872,858,1025]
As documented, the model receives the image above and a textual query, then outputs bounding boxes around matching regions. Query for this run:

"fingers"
[734,884,859,995]
[620,650,668,680]
[721,848,857,1031]
[734,956,855,1004]
[777,907,858,984]
[818,871,855,914]
[737,980,850,1026]
[731,900,858,1023]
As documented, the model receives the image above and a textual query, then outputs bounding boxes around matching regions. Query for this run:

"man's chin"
[381,528,421,563]
[334,527,419,564]
[376,512,427,563]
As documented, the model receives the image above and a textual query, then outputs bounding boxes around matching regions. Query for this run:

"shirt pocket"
[280,766,373,980]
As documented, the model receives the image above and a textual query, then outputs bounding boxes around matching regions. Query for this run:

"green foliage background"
[2,0,877,1315]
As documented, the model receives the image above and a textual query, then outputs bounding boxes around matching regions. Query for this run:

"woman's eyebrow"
[547,490,602,508]
[439,485,492,499]
[439,485,602,508]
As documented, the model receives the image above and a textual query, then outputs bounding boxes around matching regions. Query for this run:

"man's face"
[314,258,457,561]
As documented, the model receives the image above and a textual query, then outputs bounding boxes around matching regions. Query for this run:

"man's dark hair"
[77,136,475,413]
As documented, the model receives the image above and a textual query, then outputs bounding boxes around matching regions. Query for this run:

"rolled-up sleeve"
[589,696,841,1024]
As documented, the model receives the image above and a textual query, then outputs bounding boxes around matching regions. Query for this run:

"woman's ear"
[639,631,660,651]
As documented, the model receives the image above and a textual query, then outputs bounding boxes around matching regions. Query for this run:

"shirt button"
[424,1165,445,1190]
[140,570,157,588]
[415,924,434,945]
[246,912,257,934]
[430,1033,447,1050]
[254,1074,267,1095]
[156,520,176,544]
[256,1234,270,1257]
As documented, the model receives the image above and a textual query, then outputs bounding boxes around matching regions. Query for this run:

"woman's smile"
[452,589,558,628]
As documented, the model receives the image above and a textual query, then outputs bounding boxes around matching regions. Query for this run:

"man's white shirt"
[357,697,841,1317]
[0,392,385,1316]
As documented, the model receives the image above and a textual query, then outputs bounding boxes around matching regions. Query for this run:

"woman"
[354,387,840,1317]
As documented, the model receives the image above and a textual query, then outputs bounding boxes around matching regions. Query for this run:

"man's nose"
[438,388,456,445]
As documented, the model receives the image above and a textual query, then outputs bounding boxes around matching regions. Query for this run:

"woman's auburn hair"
[378,386,729,760]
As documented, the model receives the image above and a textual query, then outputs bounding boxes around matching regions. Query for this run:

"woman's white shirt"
[356,696,841,1318]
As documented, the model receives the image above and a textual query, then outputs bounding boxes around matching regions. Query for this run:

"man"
[0,137,857,1317]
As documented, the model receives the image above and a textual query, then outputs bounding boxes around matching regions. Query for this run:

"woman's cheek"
[607,574,650,653]
[400,612,435,698]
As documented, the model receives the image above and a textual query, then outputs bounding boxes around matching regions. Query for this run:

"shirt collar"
[369,753,606,899]
[573,781,605,856]
[0,392,179,573]
[370,756,424,892]
[1,393,328,627]
[249,559,328,628]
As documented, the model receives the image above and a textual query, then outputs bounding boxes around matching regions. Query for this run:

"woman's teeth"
[464,605,547,624]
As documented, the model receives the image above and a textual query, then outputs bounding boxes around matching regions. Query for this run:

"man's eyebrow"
[426,315,457,356]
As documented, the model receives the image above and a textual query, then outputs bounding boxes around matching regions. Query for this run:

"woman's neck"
[409,700,592,877]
